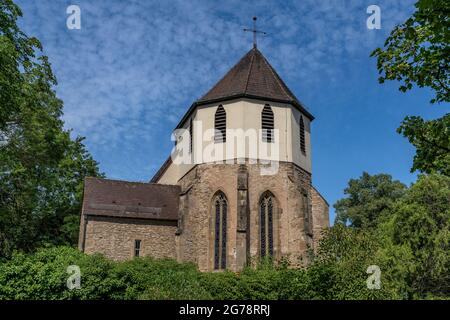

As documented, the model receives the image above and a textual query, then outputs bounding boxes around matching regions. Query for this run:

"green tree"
[389,174,450,298]
[332,173,450,299]
[0,0,101,259]
[371,0,449,176]
[334,172,406,229]
[371,0,449,104]
[398,114,450,176]
[311,224,399,299]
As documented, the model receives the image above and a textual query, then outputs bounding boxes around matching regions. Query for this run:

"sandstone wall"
[83,216,177,261]
[311,186,330,250]
[80,162,329,271]
[177,161,317,271]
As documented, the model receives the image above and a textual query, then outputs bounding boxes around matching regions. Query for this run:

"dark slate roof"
[175,47,314,129]
[82,177,180,221]
[199,47,300,104]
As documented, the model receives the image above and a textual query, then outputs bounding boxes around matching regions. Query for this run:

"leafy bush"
[0,174,447,300]
[114,258,209,300]
[0,245,395,300]
[0,247,121,300]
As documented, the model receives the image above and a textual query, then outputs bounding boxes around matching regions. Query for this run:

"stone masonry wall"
[311,187,330,250]
[176,161,317,271]
[80,162,329,270]
[83,216,177,261]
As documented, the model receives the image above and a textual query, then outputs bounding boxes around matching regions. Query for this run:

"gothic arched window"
[300,115,306,155]
[260,191,275,257]
[214,105,226,143]
[261,104,274,143]
[213,192,227,269]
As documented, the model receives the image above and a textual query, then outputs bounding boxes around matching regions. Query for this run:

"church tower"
[79,45,328,271]
[151,47,329,271]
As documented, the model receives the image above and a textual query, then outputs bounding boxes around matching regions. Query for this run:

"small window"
[134,239,141,257]
[300,115,306,155]
[214,105,226,143]
[262,104,274,143]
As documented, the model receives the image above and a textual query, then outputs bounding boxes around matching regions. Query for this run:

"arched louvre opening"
[260,192,274,258]
[300,115,306,155]
[214,105,226,143]
[261,104,274,143]
[213,192,227,269]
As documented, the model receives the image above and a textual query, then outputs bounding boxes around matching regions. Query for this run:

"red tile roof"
[82,177,180,221]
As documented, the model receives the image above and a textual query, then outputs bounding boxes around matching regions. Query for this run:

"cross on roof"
[243,16,267,49]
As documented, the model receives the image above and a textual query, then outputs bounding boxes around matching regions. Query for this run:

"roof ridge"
[86,176,178,187]
[178,47,315,131]
[258,51,292,100]
[198,49,253,101]
[244,48,256,94]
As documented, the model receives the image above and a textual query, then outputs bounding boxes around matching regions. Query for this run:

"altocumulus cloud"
[15,0,415,180]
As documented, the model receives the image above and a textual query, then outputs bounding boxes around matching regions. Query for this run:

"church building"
[78,46,329,272]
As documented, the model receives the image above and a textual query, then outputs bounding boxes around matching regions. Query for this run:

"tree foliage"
[371,0,450,176]
[389,173,450,298]
[0,173,448,300]
[334,172,406,228]
[0,0,448,301]
[334,173,450,299]
[0,246,395,300]
[0,0,101,259]
[398,114,450,176]
[371,0,449,104]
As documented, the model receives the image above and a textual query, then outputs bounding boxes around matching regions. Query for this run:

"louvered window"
[214,105,226,143]
[262,104,274,143]
[260,192,274,257]
[213,192,227,269]
[300,115,306,155]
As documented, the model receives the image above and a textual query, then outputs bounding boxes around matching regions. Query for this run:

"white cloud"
[15,0,416,179]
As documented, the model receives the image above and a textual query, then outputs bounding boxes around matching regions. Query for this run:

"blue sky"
[15,0,448,222]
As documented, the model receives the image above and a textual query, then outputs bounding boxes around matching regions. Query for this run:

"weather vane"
[243,16,267,48]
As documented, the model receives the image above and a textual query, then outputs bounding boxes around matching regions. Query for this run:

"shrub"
[113,258,209,300]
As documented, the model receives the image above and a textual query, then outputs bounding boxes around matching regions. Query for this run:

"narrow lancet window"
[213,192,227,269]
[260,192,274,257]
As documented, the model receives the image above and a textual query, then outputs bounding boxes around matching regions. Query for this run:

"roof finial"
[243,16,266,49]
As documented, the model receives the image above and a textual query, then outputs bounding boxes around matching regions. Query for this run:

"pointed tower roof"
[198,47,301,105]
[176,48,313,129]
